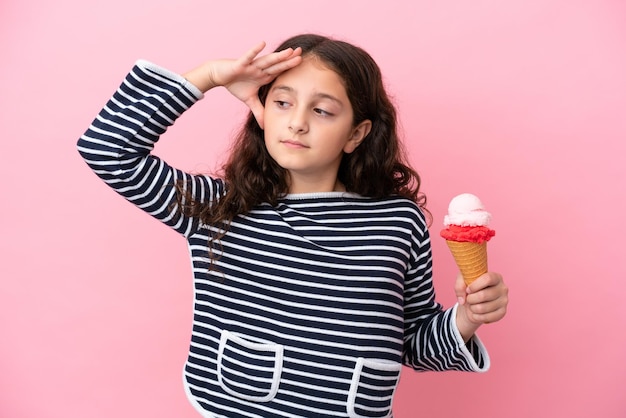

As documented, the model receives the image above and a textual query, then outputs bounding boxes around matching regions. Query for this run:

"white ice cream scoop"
[443,193,492,227]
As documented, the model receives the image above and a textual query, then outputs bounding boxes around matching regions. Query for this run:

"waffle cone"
[445,240,488,286]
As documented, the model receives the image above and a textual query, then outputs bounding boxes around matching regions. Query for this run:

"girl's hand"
[454,272,509,342]
[183,42,302,128]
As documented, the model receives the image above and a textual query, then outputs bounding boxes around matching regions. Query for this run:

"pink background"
[2,0,625,417]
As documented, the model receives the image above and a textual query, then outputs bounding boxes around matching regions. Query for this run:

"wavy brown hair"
[177,34,428,235]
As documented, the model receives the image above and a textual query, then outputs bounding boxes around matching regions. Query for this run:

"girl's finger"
[472,306,507,324]
[469,297,506,315]
[264,55,302,76]
[240,41,267,64]
[254,47,302,70]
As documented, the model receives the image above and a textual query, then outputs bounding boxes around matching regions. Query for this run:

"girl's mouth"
[281,139,309,148]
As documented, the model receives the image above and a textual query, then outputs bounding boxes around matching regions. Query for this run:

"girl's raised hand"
[183,42,302,129]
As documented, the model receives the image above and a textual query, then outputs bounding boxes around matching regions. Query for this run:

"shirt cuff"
[450,303,491,372]
[135,59,205,100]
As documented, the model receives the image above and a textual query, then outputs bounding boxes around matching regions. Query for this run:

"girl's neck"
[287,175,345,194]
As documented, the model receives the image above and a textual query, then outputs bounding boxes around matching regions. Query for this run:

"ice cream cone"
[445,240,488,286]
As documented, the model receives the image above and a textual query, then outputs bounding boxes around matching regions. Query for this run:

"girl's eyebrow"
[270,85,343,106]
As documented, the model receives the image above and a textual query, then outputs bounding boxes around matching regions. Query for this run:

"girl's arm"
[77,43,302,236]
[402,222,490,372]
[77,61,213,237]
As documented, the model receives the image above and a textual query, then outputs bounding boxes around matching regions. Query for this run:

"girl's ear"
[344,119,372,153]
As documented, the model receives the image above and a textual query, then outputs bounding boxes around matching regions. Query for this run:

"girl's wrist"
[183,61,219,93]
[455,304,481,342]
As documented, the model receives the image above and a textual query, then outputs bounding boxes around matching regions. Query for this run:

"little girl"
[78,34,508,418]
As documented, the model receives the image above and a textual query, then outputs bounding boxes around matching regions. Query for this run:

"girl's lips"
[281,139,309,148]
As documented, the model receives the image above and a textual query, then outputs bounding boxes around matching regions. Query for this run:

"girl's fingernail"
[457,297,465,305]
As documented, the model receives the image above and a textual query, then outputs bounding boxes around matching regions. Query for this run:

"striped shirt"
[77,60,489,418]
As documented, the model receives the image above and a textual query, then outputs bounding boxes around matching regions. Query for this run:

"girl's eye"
[314,108,333,117]
[274,100,289,108]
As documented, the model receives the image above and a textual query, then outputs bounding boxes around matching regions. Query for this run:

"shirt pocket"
[347,357,402,418]
[217,330,284,403]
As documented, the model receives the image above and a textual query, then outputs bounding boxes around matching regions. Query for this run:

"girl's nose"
[288,110,309,134]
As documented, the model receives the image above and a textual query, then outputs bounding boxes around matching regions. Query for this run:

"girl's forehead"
[271,58,347,97]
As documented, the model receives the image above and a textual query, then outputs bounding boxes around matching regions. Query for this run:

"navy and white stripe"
[78,60,489,418]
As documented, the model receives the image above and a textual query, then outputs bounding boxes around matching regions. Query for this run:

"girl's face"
[263,57,371,193]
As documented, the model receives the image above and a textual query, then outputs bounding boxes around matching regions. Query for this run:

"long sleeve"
[77,60,223,237]
[402,219,490,372]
